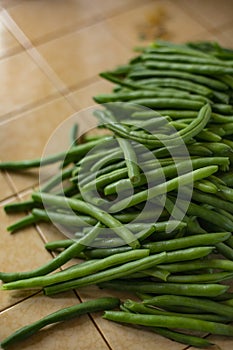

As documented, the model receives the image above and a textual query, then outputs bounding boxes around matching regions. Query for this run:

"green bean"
[174,197,233,231]
[127,97,204,110]
[158,258,233,273]
[45,239,74,251]
[90,149,123,172]
[100,72,161,91]
[147,326,213,348]
[143,295,233,319]
[143,232,230,253]
[103,310,233,336]
[216,243,233,260]
[212,103,233,115]
[142,53,229,66]
[128,77,212,96]
[196,129,222,142]
[191,190,233,214]
[219,170,233,186]
[104,157,228,195]
[0,222,102,283]
[70,123,79,147]
[155,246,213,263]
[44,252,166,295]
[95,103,211,146]
[77,160,126,187]
[128,69,228,91]
[7,213,40,233]
[0,297,120,349]
[100,279,228,297]
[123,299,229,323]
[32,208,96,226]
[2,249,150,290]
[219,74,233,89]
[211,113,233,123]
[40,166,74,192]
[167,272,233,283]
[94,89,193,103]
[109,165,218,212]
[194,179,218,193]
[132,110,198,119]
[145,43,213,57]
[144,60,233,75]
[212,90,230,103]
[202,141,232,155]
[32,192,140,249]
[0,137,112,170]
[116,137,140,183]
[4,200,40,214]
[84,246,132,259]
[114,208,167,223]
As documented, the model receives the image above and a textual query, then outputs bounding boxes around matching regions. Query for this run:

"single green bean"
[7,213,40,233]
[4,200,40,214]
[158,258,233,273]
[32,208,96,226]
[116,137,140,183]
[143,232,230,253]
[144,60,233,75]
[147,326,213,348]
[0,297,120,349]
[167,272,233,283]
[103,311,233,336]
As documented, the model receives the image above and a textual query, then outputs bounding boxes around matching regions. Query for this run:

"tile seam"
[0,9,81,111]
[173,0,232,35]
[0,290,41,315]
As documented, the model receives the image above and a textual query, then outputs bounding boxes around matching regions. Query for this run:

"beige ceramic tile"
[0,50,59,120]
[0,17,22,59]
[106,0,208,48]
[0,96,75,192]
[0,291,110,350]
[220,26,233,47]
[0,171,13,201]
[7,0,148,45]
[0,198,52,310]
[0,0,24,8]
[177,0,233,30]
[94,0,148,17]
[36,22,132,90]
[68,78,113,109]
[8,0,101,45]
[67,79,114,137]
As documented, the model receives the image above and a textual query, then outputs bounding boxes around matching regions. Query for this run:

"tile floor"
[0,1,232,349]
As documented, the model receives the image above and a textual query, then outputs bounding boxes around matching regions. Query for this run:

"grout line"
[0,290,41,315]
[0,92,62,126]
[2,0,154,49]
[173,0,231,37]
[4,170,19,194]
[0,9,81,111]
[87,313,113,350]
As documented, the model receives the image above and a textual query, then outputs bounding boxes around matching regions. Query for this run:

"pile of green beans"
[1,40,233,348]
